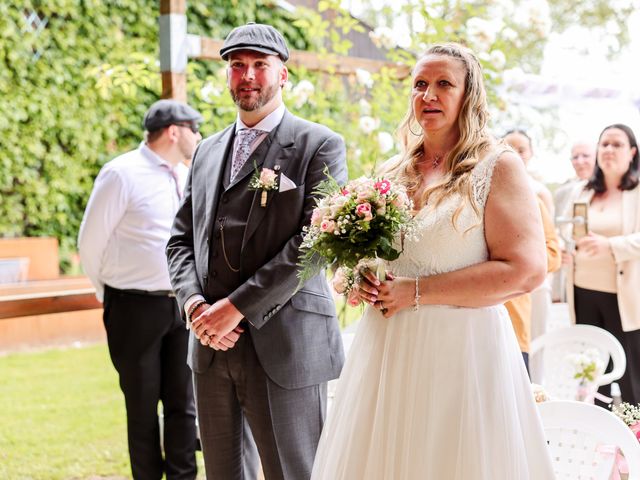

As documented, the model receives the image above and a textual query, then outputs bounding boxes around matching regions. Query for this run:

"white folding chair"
[538,400,640,479]
[530,324,626,401]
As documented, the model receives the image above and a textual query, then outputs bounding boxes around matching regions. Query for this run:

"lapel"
[241,111,297,249]
[622,187,639,235]
[204,125,235,243]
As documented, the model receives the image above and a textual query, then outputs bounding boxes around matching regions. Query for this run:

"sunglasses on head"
[174,122,200,134]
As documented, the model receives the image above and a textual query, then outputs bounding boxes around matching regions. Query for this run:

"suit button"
[211,270,218,278]
[212,250,218,258]
[222,196,229,204]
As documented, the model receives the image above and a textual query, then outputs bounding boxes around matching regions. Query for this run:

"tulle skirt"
[311,304,555,480]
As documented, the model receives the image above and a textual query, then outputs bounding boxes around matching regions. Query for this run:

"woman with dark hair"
[563,123,640,405]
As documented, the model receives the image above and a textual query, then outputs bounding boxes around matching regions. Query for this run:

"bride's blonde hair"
[382,43,494,224]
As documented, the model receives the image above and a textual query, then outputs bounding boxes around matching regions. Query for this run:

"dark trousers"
[521,352,530,378]
[574,285,640,405]
[103,286,197,480]
[194,331,327,480]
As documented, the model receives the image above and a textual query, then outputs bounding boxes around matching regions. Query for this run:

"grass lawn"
[0,344,209,479]
[0,344,131,479]
[0,302,361,479]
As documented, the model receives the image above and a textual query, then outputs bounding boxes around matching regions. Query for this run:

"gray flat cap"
[143,99,203,132]
[220,23,289,62]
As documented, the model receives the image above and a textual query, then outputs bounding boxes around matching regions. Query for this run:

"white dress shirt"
[183,105,286,322]
[78,142,185,302]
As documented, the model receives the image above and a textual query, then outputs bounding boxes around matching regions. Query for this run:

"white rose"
[355,68,373,88]
[489,50,506,70]
[377,131,394,154]
[359,116,380,134]
[359,98,371,115]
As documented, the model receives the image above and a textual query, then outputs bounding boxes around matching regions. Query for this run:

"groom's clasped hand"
[191,298,245,351]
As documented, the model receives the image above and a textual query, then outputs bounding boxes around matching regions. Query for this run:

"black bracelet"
[187,300,207,323]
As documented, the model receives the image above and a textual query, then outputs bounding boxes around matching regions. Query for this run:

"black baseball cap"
[220,22,289,62]
[143,100,203,132]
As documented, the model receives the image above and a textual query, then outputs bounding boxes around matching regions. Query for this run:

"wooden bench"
[0,238,104,353]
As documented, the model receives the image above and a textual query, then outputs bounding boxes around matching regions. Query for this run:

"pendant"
[261,190,268,207]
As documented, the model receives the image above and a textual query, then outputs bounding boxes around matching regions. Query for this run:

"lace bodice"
[390,151,501,278]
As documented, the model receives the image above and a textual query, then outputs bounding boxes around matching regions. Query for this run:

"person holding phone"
[562,123,640,405]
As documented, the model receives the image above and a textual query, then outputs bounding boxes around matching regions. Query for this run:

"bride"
[311,43,555,479]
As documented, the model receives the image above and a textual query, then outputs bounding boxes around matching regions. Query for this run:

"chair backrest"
[530,325,626,401]
[538,400,640,480]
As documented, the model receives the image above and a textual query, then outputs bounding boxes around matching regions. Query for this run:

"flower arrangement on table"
[611,402,640,442]
[565,348,606,402]
[298,173,416,305]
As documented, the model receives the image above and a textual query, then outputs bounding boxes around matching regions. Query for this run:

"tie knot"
[238,128,266,145]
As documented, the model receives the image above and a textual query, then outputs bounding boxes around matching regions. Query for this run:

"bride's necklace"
[431,154,442,168]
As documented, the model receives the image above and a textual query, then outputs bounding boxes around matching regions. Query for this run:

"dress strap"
[472,148,508,210]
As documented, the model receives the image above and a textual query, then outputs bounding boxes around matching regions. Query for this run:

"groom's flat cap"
[143,100,203,132]
[220,23,289,62]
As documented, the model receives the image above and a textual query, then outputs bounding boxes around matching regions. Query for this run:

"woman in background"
[503,130,554,355]
[564,123,640,405]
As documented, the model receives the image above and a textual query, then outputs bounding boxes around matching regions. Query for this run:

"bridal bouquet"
[611,402,640,442]
[298,173,415,302]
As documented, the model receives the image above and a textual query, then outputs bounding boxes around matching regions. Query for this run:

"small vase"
[576,379,595,403]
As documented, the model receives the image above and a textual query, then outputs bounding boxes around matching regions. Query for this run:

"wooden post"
[159,0,187,101]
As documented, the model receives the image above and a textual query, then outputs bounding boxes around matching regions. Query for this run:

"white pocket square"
[279,173,297,192]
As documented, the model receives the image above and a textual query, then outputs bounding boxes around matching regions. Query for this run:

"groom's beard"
[230,81,279,112]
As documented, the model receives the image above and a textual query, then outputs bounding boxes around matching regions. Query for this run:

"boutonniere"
[249,166,279,207]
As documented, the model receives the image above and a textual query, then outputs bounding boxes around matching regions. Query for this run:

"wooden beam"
[0,289,101,320]
[197,37,410,79]
[160,0,185,15]
[161,71,186,101]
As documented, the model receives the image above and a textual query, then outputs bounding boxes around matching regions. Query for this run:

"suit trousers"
[103,286,198,480]
[574,285,640,405]
[194,331,327,480]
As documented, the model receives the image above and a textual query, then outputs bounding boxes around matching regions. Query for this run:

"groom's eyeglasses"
[174,122,200,134]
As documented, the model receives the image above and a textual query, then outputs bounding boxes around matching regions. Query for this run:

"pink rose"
[356,190,371,203]
[311,209,323,226]
[631,421,640,441]
[391,190,409,208]
[332,268,347,294]
[259,168,277,185]
[347,289,361,306]
[375,179,391,195]
[320,219,336,233]
[356,202,373,221]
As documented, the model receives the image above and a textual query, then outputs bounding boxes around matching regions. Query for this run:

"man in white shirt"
[552,140,596,302]
[78,99,202,480]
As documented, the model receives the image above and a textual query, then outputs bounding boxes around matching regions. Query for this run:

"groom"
[166,23,347,479]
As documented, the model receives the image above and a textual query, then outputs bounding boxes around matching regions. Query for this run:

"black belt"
[106,285,175,298]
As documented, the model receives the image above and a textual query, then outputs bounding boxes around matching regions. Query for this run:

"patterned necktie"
[231,128,266,181]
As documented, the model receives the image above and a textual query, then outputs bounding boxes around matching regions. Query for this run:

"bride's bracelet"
[414,277,420,311]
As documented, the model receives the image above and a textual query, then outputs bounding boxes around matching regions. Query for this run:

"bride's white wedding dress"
[311,153,555,479]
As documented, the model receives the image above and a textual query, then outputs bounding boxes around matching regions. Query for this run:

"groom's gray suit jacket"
[167,110,346,389]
